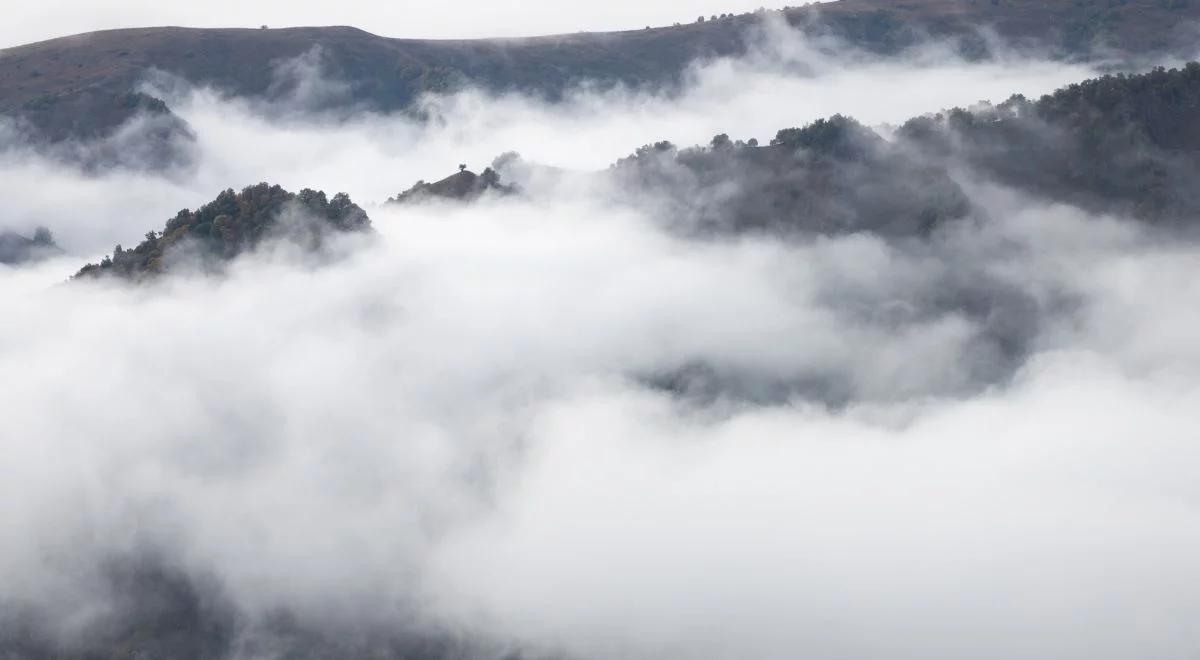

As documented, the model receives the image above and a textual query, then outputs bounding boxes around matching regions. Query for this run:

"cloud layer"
[2,27,1199,660]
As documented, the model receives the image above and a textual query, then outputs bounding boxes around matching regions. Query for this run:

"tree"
[458,163,467,172]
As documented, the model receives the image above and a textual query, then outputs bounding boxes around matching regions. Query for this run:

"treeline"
[75,183,370,280]
[897,62,1200,223]
[609,115,970,237]
[602,62,1200,235]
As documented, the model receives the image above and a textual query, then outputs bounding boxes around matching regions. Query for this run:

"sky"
[0,0,826,49]
[4,10,1200,660]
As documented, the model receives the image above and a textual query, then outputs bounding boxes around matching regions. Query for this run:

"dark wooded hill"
[74,184,371,280]
[3,0,1200,143]
[403,64,1200,235]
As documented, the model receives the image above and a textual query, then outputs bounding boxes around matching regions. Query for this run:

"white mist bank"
[2,25,1198,660]
[4,188,1200,658]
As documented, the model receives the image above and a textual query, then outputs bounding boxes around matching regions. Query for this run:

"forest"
[73,184,370,280]
[898,62,1200,223]
[388,64,1200,242]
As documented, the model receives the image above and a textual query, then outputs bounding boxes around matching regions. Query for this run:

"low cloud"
[2,25,1198,660]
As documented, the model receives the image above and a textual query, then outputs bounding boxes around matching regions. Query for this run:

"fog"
[3,25,1200,660]
[0,29,1096,255]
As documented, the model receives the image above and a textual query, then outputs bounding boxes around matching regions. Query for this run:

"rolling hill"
[3,0,1200,144]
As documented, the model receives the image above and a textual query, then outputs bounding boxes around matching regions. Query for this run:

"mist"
[0,24,1097,256]
[3,22,1200,660]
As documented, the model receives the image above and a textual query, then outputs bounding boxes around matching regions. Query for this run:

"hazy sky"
[1,0,820,49]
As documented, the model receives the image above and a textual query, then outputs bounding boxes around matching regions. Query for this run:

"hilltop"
[74,184,370,280]
[4,0,1200,144]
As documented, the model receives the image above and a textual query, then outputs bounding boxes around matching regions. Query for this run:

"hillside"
[388,167,512,204]
[898,62,1200,223]
[608,117,971,237]
[40,63,1200,279]
[796,0,1200,56]
[0,21,753,142]
[406,63,1200,234]
[4,0,1200,143]
[74,183,370,280]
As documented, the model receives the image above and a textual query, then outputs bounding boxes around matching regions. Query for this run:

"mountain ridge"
[5,0,1200,144]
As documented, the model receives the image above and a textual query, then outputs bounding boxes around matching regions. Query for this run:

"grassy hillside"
[4,0,1200,143]
[0,21,753,141]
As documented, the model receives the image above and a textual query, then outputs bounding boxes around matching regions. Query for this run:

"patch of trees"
[610,115,970,238]
[74,183,370,280]
[387,167,513,204]
[604,63,1200,237]
[897,63,1200,223]
[603,63,1200,238]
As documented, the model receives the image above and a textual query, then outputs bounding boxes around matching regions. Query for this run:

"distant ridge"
[3,0,1200,144]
